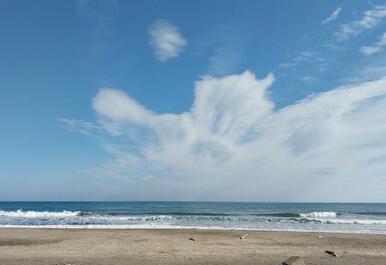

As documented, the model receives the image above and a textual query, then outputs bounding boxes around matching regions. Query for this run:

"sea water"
[0,201,385,234]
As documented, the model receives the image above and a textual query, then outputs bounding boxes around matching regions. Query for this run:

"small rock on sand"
[282,256,305,265]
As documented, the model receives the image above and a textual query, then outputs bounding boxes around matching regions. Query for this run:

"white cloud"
[336,5,386,40]
[149,20,187,61]
[360,32,386,55]
[322,7,342,25]
[73,71,386,202]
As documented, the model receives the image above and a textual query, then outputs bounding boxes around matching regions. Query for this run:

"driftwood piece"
[239,234,248,239]
[325,250,337,256]
[282,256,305,265]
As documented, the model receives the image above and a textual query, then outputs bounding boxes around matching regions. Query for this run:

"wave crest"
[300,211,337,219]
[0,210,81,218]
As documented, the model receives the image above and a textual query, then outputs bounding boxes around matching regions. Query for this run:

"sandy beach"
[0,229,385,265]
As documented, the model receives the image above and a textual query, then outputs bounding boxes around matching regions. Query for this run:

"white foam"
[318,219,386,225]
[0,210,80,218]
[300,211,337,219]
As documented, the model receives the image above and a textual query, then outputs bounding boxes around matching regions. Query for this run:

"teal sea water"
[0,202,385,234]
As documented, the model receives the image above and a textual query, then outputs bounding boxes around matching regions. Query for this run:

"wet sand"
[0,228,385,265]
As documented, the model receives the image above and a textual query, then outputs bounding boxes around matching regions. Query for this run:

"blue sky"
[1,0,386,201]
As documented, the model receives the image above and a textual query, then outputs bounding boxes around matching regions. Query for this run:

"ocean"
[0,202,385,234]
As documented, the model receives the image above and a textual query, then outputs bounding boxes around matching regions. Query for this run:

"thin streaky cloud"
[208,47,244,75]
[322,7,342,25]
[58,118,104,136]
[149,20,187,62]
[279,51,320,68]
[360,32,386,55]
[278,50,327,78]
[335,4,386,40]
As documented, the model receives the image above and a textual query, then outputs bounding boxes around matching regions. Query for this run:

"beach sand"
[0,228,385,265]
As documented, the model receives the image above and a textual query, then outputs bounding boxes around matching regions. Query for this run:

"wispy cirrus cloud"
[278,50,328,83]
[208,47,244,75]
[76,0,119,52]
[149,20,187,62]
[335,4,386,40]
[58,117,103,136]
[64,72,386,201]
[360,32,386,55]
[322,7,342,25]
[279,51,325,69]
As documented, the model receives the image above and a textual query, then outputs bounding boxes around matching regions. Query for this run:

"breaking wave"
[300,211,337,219]
[0,209,385,234]
[0,210,83,218]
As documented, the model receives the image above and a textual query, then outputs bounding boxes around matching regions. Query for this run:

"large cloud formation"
[75,71,386,201]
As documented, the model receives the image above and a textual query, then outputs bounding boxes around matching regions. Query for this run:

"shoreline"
[0,228,385,264]
[0,225,385,235]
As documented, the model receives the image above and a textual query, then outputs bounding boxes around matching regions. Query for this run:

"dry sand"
[0,228,385,265]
